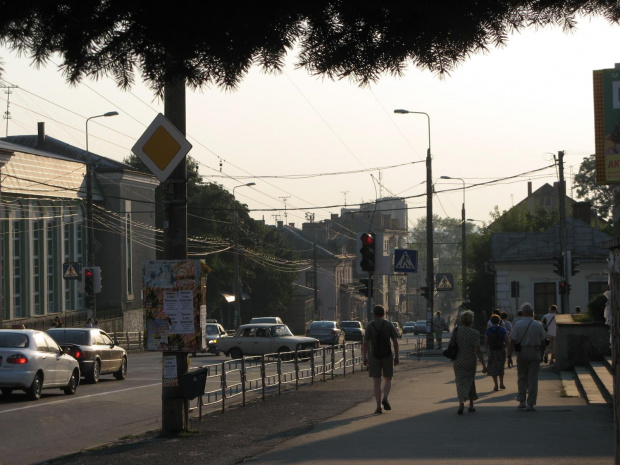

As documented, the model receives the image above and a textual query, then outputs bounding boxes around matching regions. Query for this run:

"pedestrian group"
[362,302,557,415]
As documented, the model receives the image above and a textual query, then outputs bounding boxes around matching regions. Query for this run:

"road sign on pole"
[394,249,418,273]
[436,273,454,291]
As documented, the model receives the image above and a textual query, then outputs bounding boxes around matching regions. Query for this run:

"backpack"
[489,327,505,351]
[370,320,392,359]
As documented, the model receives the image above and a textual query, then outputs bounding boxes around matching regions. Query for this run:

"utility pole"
[161,75,189,434]
[314,242,319,319]
[558,150,568,313]
[1,84,18,137]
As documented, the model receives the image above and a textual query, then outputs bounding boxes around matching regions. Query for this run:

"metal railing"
[192,336,422,418]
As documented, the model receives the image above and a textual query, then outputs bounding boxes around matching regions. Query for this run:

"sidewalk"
[48,355,614,465]
[246,358,614,465]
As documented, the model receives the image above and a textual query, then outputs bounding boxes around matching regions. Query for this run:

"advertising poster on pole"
[143,259,206,351]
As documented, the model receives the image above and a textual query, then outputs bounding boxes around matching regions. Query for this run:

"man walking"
[542,305,558,364]
[507,303,547,411]
[433,311,446,349]
[363,305,399,414]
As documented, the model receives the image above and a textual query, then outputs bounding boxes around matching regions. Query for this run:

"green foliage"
[587,294,607,322]
[573,156,615,222]
[122,154,298,327]
[1,3,618,94]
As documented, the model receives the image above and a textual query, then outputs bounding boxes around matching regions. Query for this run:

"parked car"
[391,322,403,339]
[46,328,127,384]
[204,323,228,355]
[0,329,80,400]
[306,321,345,346]
[413,321,428,335]
[250,317,284,324]
[339,321,365,341]
[217,323,319,359]
[403,321,416,334]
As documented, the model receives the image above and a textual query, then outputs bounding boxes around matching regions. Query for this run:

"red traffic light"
[84,269,94,278]
[361,233,374,246]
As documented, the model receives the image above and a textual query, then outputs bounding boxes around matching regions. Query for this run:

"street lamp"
[394,108,434,349]
[232,182,256,327]
[85,111,119,267]
[440,176,467,308]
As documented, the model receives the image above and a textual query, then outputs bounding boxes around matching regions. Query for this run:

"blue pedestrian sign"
[394,249,418,273]
[436,273,454,291]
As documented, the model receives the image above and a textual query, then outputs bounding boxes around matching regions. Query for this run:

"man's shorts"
[368,356,394,378]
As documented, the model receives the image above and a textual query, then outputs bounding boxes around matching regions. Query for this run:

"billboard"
[594,68,620,183]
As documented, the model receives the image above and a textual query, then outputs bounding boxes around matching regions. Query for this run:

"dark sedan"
[47,328,127,384]
[306,321,345,346]
[339,321,365,341]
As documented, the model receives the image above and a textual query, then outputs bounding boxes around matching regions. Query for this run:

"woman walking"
[453,310,487,415]
[485,314,509,391]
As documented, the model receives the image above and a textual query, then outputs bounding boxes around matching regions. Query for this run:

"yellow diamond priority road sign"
[132,113,192,182]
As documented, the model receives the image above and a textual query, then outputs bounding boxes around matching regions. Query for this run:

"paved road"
[0,352,164,465]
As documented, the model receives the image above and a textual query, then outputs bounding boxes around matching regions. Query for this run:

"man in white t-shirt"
[542,305,558,364]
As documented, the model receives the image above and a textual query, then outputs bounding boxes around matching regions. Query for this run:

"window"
[125,204,133,296]
[12,219,23,317]
[534,282,557,316]
[33,206,44,315]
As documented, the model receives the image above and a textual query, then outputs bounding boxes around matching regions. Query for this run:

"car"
[403,321,416,334]
[339,321,365,341]
[250,317,284,324]
[306,321,345,346]
[391,322,403,339]
[204,323,228,355]
[0,329,80,400]
[46,328,127,384]
[217,323,319,359]
[413,321,428,335]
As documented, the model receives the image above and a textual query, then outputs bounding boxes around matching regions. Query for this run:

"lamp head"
[104,111,119,117]
[393,109,409,114]
[440,176,451,180]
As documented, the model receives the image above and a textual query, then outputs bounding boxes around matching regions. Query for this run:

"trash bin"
[180,367,209,400]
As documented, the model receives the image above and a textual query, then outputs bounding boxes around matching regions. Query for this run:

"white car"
[218,323,319,359]
[0,329,80,400]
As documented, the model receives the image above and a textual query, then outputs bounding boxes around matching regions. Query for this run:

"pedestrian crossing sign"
[394,249,418,273]
[63,262,80,280]
[436,273,454,291]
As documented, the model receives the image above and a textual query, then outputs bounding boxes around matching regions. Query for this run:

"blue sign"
[436,273,454,291]
[394,249,417,273]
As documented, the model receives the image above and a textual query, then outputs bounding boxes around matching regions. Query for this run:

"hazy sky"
[0,16,619,231]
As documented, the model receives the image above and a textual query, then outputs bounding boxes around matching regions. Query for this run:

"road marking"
[0,382,161,415]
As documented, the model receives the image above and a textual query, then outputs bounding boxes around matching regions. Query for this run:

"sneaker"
[518,401,526,409]
[374,407,382,414]
[382,399,392,411]
[526,405,536,411]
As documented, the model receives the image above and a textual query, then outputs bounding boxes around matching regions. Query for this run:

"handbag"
[514,320,533,353]
[443,327,459,360]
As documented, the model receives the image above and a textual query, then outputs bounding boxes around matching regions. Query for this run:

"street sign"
[63,262,80,280]
[394,249,418,273]
[436,273,454,291]
[131,113,192,182]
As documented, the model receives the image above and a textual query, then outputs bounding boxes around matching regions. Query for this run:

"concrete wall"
[555,314,611,370]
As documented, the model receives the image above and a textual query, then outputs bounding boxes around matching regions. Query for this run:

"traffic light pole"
[426,145,434,350]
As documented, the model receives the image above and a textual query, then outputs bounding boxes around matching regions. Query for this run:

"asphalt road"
[0,335,433,465]
[0,352,166,465]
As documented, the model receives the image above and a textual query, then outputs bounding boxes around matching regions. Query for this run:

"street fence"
[191,335,428,418]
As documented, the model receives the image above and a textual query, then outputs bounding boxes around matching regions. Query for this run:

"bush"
[587,294,607,322]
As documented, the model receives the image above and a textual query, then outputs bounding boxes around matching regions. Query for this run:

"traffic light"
[420,287,430,300]
[571,256,580,276]
[359,232,376,272]
[552,255,565,277]
[83,267,94,295]
[81,266,102,295]
[559,280,570,295]
[359,278,373,298]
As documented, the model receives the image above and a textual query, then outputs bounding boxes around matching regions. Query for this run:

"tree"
[0,2,618,94]
[123,154,299,324]
[573,155,619,223]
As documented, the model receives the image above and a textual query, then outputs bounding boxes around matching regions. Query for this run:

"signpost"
[436,273,454,291]
[394,249,418,273]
